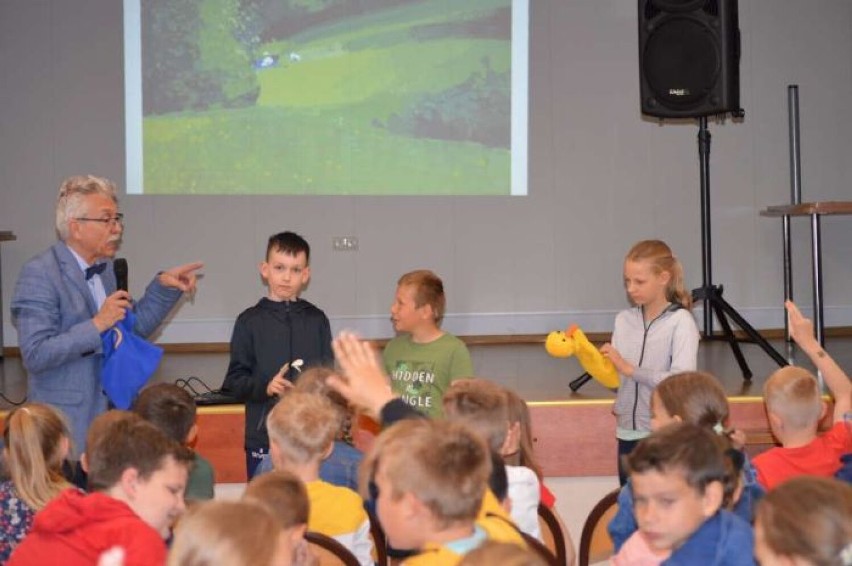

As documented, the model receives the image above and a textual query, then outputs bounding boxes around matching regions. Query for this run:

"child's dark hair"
[443,378,509,453]
[627,422,730,497]
[655,371,730,431]
[132,383,197,444]
[87,412,193,492]
[267,231,310,263]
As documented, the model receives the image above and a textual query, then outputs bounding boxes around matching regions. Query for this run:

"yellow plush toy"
[545,324,620,389]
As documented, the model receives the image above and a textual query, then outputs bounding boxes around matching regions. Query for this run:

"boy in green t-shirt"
[383,270,473,417]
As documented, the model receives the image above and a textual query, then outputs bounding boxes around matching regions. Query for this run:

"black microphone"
[114,258,129,292]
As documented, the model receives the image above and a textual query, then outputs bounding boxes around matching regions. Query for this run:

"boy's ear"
[119,467,142,499]
[269,442,283,470]
[321,441,334,460]
[80,452,89,474]
[500,421,520,457]
[291,524,308,545]
[818,400,828,421]
[700,480,724,518]
[185,423,198,447]
[767,410,784,433]
[259,262,269,280]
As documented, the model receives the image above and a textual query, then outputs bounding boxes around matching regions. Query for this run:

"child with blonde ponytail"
[1,403,72,561]
[601,239,700,485]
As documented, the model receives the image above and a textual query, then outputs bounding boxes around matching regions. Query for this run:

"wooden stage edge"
[195,396,826,484]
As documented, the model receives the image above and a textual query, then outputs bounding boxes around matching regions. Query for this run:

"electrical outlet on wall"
[332,236,359,251]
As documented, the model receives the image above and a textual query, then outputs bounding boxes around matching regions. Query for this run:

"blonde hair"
[168,500,287,566]
[398,270,446,324]
[655,372,730,430]
[459,541,548,566]
[55,175,117,240]
[443,378,510,453]
[756,476,852,566]
[360,419,490,528]
[243,470,310,529]
[763,366,823,430]
[266,392,340,465]
[625,240,692,309]
[503,389,543,481]
[293,366,354,444]
[2,404,72,510]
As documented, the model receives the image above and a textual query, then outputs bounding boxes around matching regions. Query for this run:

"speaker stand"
[692,117,787,380]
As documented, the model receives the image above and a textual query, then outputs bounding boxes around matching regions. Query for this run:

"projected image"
[124,0,528,195]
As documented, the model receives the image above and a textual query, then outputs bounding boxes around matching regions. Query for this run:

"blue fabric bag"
[101,311,163,409]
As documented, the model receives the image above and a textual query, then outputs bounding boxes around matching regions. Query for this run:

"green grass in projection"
[141,0,514,195]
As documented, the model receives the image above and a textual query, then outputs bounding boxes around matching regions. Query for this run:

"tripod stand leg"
[709,299,752,380]
[715,294,789,367]
[569,372,592,392]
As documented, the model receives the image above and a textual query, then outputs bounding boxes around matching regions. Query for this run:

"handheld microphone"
[114,258,129,292]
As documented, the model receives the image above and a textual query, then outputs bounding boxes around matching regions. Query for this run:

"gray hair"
[55,175,118,240]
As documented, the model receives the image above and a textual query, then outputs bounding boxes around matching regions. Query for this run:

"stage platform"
[1,337,847,482]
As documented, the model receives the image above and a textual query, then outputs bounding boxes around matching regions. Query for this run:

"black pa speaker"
[638,0,741,118]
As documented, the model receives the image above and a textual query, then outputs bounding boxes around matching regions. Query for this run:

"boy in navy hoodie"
[625,422,755,566]
[223,231,333,478]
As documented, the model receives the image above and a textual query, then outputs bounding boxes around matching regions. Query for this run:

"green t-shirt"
[185,453,215,501]
[383,333,474,418]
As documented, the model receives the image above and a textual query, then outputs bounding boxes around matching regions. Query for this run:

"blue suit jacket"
[11,242,182,454]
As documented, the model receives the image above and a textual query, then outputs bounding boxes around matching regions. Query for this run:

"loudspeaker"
[638,0,741,118]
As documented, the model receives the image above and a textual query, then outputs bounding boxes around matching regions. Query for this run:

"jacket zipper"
[631,305,670,430]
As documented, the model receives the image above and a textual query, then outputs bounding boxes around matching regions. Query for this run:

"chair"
[305,531,360,566]
[537,503,570,566]
[367,509,389,566]
[521,531,560,566]
[577,488,620,566]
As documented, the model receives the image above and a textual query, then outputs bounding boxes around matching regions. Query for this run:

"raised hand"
[326,331,395,420]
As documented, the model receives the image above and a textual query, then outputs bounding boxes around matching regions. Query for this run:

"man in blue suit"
[11,175,203,455]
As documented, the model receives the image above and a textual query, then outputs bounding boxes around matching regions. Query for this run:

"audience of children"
[242,470,311,566]
[0,404,72,562]
[383,269,473,417]
[609,370,763,552]
[601,239,700,485]
[132,383,215,502]
[265,390,373,565]
[753,476,852,566]
[754,301,852,490]
[168,500,294,566]
[623,422,756,566]
[223,231,333,478]
[9,411,192,565]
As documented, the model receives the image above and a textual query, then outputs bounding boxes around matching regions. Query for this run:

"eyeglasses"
[74,213,124,228]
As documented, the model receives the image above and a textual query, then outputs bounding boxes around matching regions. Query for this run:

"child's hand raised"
[327,331,395,420]
[785,300,819,351]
